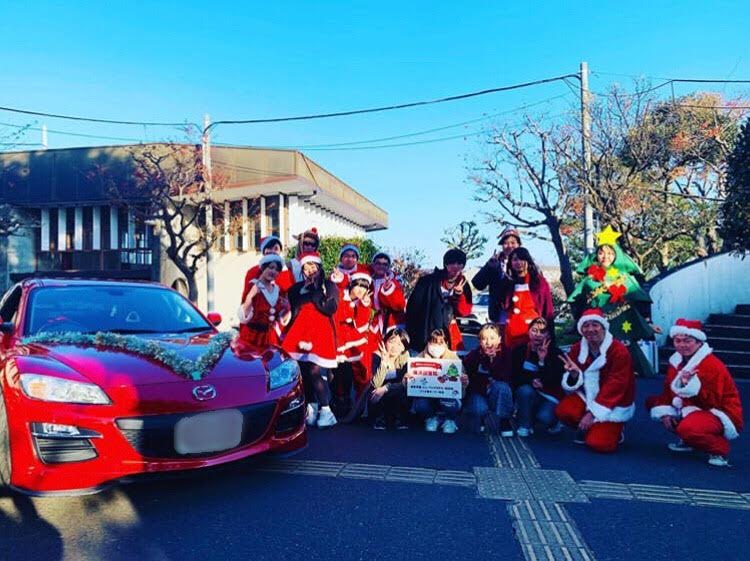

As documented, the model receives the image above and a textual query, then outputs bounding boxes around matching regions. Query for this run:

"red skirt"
[281,302,338,368]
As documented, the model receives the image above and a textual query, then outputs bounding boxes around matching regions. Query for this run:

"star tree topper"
[596,225,622,247]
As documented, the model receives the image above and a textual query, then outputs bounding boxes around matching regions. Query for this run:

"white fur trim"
[668,343,712,370]
[514,283,530,292]
[577,313,610,335]
[589,400,635,423]
[286,351,338,369]
[299,254,322,267]
[561,370,584,392]
[681,405,701,418]
[650,405,677,420]
[669,325,706,342]
[710,408,740,440]
[670,371,702,398]
[578,331,613,364]
[237,304,253,324]
[380,280,396,297]
[298,341,314,352]
[672,396,683,409]
[344,353,363,363]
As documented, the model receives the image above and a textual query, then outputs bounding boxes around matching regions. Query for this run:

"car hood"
[21,333,269,388]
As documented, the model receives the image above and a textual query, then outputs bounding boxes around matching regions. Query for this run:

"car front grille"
[34,437,98,463]
[116,401,278,459]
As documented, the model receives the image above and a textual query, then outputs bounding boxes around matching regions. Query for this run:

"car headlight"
[269,360,300,390]
[20,374,111,405]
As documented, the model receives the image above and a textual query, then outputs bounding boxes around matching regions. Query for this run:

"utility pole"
[202,114,215,311]
[580,61,594,253]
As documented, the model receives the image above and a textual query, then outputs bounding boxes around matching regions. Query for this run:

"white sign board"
[406,358,463,399]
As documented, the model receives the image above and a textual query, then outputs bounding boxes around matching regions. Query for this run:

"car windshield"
[473,293,490,306]
[25,285,212,336]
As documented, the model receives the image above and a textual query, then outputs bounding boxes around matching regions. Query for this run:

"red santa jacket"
[369,275,406,338]
[646,344,743,440]
[562,333,636,423]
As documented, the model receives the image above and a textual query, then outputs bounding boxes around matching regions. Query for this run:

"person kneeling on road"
[555,308,636,453]
[409,329,468,434]
[646,319,743,467]
[462,323,514,436]
[368,328,412,431]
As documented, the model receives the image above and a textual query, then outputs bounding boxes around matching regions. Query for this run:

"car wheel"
[0,392,11,487]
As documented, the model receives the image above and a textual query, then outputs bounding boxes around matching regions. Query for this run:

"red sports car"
[0,278,306,495]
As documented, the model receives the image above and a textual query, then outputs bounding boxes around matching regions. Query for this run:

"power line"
[207,74,579,130]
[213,93,573,150]
[592,70,750,84]
[0,121,147,143]
[0,106,193,128]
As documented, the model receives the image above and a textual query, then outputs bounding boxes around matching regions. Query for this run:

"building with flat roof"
[0,143,387,322]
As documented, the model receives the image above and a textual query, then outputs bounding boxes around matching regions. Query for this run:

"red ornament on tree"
[607,284,627,304]
[587,265,606,282]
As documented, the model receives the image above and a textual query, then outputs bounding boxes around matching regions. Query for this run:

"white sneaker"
[708,455,730,467]
[425,416,440,432]
[668,440,693,453]
[442,420,458,434]
[316,406,337,428]
[516,427,533,438]
[305,403,319,426]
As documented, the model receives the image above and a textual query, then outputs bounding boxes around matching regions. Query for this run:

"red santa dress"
[556,332,636,453]
[504,278,538,349]
[281,280,339,369]
[646,344,743,456]
[237,279,283,352]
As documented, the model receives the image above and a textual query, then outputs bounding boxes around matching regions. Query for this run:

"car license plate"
[174,409,243,455]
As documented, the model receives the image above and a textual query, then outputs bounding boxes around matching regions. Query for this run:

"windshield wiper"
[108,328,164,334]
[168,326,213,334]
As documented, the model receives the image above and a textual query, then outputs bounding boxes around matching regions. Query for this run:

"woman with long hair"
[498,247,554,349]
[237,254,289,352]
[281,251,339,428]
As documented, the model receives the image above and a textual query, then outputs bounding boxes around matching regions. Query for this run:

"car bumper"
[6,383,307,494]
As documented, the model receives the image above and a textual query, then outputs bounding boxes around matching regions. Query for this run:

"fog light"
[41,423,80,436]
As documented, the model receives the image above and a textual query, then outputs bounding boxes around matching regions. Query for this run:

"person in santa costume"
[287,227,322,284]
[498,247,554,349]
[281,251,339,428]
[331,270,373,415]
[237,254,289,352]
[646,319,743,467]
[241,235,297,294]
[368,251,407,349]
[555,308,636,453]
[472,226,522,325]
[405,248,473,352]
[329,244,375,397]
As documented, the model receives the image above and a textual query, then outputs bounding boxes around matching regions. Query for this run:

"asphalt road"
[2,338,749,561]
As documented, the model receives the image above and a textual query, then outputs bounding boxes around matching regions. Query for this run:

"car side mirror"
[206,312,222,326]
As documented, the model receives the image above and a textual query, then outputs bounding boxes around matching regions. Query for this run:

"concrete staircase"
[659,304,750,379]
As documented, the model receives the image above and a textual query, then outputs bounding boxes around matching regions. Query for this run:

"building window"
[101,206,111,250]
[247,198,261,251]
[48,208,58,253]
[266,196,279,238]
[229,200,244,252]
[65,207,75,251]
[83,207,94,251]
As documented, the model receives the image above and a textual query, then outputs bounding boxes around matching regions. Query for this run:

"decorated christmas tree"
[568,225,656,376]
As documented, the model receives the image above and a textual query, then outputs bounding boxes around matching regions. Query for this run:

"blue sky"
[3,1,750,267]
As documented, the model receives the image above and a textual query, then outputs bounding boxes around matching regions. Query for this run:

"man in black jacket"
[406,249,472,352]
[471,226,521,324]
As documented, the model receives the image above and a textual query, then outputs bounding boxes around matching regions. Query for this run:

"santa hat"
[260,235,282,253]
[299,251,322,267]
[259,254,284,269]
[498,226,522,245]
[350,271,372,285]
[670,318,707,342]
[339,244,361,259]
[577,308,610,334]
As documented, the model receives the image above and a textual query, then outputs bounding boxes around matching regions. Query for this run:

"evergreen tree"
[720,119,750,252]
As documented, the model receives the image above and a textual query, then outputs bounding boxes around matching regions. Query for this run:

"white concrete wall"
[650,252,750,345]
[287,197,364,239]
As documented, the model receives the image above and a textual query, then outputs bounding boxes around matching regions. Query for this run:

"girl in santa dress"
[237,254,289,352]
[281,251,340,428]
[242,235,296,294]
[331,271,373,414]
[498,247,554,349]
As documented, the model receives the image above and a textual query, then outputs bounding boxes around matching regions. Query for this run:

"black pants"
[369,384,409,422]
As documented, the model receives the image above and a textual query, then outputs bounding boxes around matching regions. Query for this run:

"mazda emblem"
[192,384,217,401]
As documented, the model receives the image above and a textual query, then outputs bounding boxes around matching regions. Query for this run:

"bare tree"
[0,124,33,236]
[469,117,581,295]
[441,220,488,260]
[104,143,225,302]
